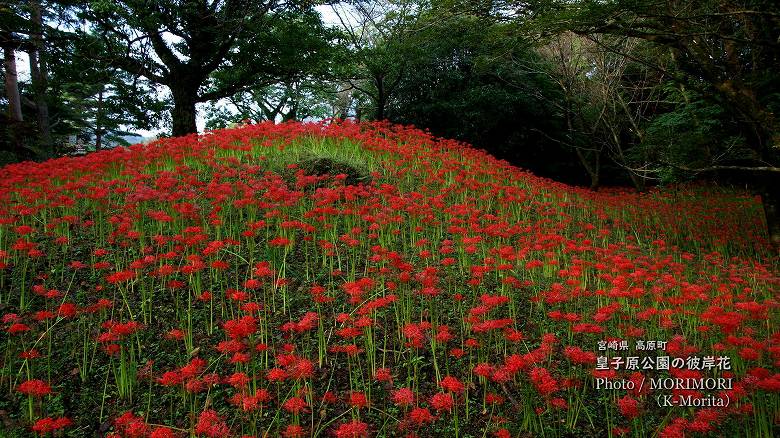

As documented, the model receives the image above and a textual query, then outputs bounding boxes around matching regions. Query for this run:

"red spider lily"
[244,278,262,289]
[180,357,207,379]
[392,388,415,407]
[101,320,143,338]
[57,302,79,318]
[321,391,338,404]
[242,302,262,313]
[408,407,435,425]
[628,372,650,397]
[216,339,245,354]
[282,424,306,438]
[31,416,73,434]
[485,393,505,405]
[226,372,250,389]
[103,344,121,355]
[165,329,185,340]
[7,322,30,334]
[374,367,393,383]
[282,396,309,414]
[195,410,230,437]
[114,412,149,438]
[0,119,777,436]
[617,395,640,419]
[197,291,213,301]
[226,289,249,301]
[223,315,257,340]
[329,344,363,356]
[430,392,454,413]
[333,420,370,438]
[348,391,368,409]
[474,363,495,378]
[17,379,52,397]
[446,347,464,359]
[282,312,319,334]
[269,236,291,247]
[2,313,20,323]
[563,346,597,365]
[106,270,136,284]
[336,326,363,339]
[402,323,427,348]
[20,349,42,360]
[149,427,177,438]
[439,376,465,394]
[529,368,558,396]
[434,325,454,343]
[229,389,272,412]
[267,367,288,382]
[341,278,375,305]
[158,370,183,387]
[33,310,55,321]
[286,357,315,380]
[756,374,780,391]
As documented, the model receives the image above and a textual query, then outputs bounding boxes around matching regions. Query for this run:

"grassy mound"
[0,120,777,437]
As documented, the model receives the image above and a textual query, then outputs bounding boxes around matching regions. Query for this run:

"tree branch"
[669,163,780,174]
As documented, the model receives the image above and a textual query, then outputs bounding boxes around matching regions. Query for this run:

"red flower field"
[0,120,777,437]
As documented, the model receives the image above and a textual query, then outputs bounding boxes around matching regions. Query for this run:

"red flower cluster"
[0,120,776,437]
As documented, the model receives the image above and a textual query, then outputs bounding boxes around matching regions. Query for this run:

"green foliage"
[49,31,166,147]
[0,0,165,157]
[76,0,336,135]
[521,0,780,175]
[205,79,340,129]
[385,9,568,171]
[638,86,755,183]
[205,8,337,103]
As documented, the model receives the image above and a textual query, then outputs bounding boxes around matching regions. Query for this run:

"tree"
[80,0,334,136]
[50,25,167,150]
[329,0,418,120]
[536,33,605,188]
[385,7,570,178]
[205,79,344,128]
[1,2,33,158]
[28,0,52,150]
[1,1,165,158]
[521,0,780,247]
[2,35,25,156]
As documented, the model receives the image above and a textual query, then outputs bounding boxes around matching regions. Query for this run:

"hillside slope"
[0,120,777,437]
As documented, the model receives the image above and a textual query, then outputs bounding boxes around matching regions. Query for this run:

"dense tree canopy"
[79,0,335,135]
[384,11,571,178]
[517,0,780,244]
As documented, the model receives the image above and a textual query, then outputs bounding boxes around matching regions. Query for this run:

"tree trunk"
[3,46,22,122]
[590,152,600,190]
[628,171,646,192]
[713,79,776,155]
[95,88,104,151]
[171,88,198,136]
[758,177,780,252]
[3,41,25,156]
[375,74,386,120]
[566,96,601,189]
[283,100,299,122]
[574,147,600,189]
[588,167,600,190]
[29,0,51,151]
[763,195,780,251]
